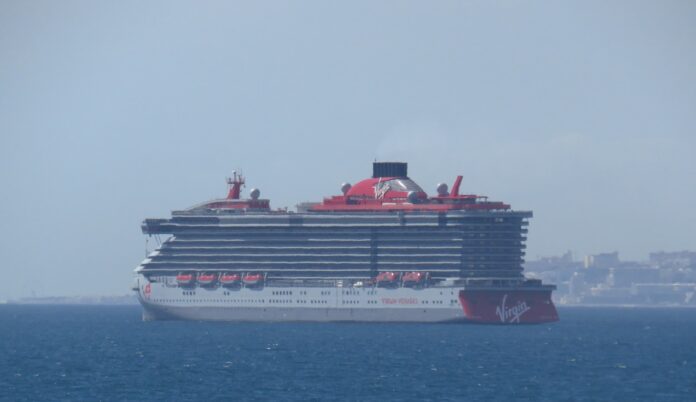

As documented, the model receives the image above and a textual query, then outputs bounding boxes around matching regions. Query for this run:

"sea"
[0,305,694,401]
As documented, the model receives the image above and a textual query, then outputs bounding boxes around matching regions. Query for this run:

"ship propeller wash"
[134,162,558,324]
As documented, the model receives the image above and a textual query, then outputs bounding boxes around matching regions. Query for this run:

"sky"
[1,0,695,299]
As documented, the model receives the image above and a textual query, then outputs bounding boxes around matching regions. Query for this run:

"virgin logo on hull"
[495,294,531,323]
[143,283,151,298]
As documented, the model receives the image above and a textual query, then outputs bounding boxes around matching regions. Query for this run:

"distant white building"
[584,251,620,269]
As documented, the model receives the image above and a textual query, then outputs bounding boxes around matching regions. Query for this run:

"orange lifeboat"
[176,272,195,286]
[197,272,218,287]
[220,273,242,286]
[375,272,399,287]
[402,271,427,287]
[243,273,264,286]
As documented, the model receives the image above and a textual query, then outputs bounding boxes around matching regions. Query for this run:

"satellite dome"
[341,182,352,195]
[436,183,449,196]
[249,188,260,200]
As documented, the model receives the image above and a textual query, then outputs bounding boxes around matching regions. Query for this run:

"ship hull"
[136,276,557,324]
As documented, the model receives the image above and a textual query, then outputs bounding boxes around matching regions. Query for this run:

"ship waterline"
[134,163,558,324]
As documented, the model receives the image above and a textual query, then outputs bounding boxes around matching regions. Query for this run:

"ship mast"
[226,171,245,199]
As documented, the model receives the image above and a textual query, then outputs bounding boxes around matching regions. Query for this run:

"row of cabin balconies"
[166,214,530,226]
[167,234,527,245]
[155,224,529,235]
[141,260,525,271]
[170,226,526,235]
[154,251,526,259]
[157,246,526,256]
[153,256,527,266]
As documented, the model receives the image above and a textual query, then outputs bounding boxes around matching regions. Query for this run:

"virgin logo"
[144,283,151,298]
[374,182,391,199]
[495,294,531,323]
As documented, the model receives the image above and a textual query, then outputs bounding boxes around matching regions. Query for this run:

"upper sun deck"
[179,171,272,214]
[170,162,513,216]
[308,162,510,213]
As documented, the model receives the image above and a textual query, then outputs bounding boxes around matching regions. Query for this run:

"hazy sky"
[1,1,695,299]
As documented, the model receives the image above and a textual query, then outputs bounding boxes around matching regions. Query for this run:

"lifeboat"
[219,273,242,286]
[243,273,264,286]
[197,272,218,286]
[375,272,399,287]
[176,272,195,286]
[402,271,427,287]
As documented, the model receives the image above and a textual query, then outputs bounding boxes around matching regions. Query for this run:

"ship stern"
[459,286,558,324]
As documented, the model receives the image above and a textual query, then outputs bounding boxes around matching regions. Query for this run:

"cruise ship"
[133,162,558,324]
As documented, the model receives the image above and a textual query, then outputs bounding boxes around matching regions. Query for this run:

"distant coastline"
[528,250,696,307]
[3,295,138,306]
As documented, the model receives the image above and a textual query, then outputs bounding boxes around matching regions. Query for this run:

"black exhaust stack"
[372,162,408,178]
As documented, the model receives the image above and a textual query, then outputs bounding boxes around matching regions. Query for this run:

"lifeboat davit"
[176,272,195,286]
[243,273,264,286]
[197,272,218,286]
[375,272,399,287]
[219,273,242,286]
[402,271,427,287]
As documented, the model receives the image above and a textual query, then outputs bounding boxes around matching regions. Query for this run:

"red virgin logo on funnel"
[495,294,531,323]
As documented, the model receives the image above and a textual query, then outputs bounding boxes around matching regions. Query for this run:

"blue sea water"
[0,306,694,401]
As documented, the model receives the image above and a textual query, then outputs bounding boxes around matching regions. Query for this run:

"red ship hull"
[459,289,559,324]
